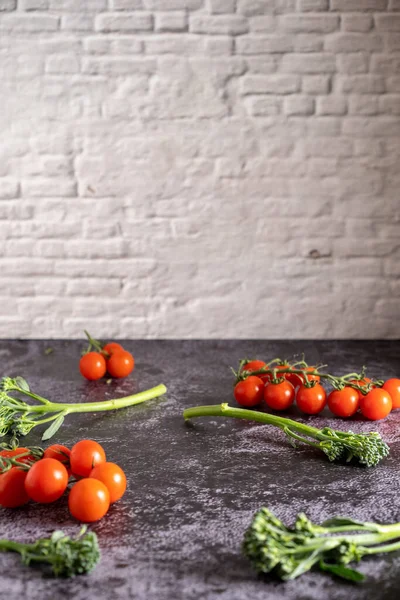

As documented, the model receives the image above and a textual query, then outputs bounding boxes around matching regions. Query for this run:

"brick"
[348,95,379,115]
[389,0,400,8]
[280,53,336,73]
[143,0,203,7]
[342,14,373,32]
[144,35,202,55]
[95,12,153,32]
[301,138,353,157]
[280,14,339,33]
[294,34,324,52]
[387,34,400,51]
[387,77,400,91]
[204,36,233,55]
[0,14,59,30]
[331,0,388,9]
[342,117,400,137]
[316,95,347,115]
[46,54,80,74]
[284,95,315,115]
[337,75,385,94]
[325,34,383,53]
[19,0,49,9]
[380,94,400,115]
[61,14,94,31]
[297,0,328,9]
[371,54,400,75]
[84,36,142,54]
[237,0,275,15]
[245,56,277,74]
[246,96,282,116]
[337,53,368,74]
[302,75,330,94]
[241,74,300,95]
[208,0,236,12]
[375,14,400,31]
[190,15,248,35]
[110,0,143,7]
[0,180,19,199]
[22,179,77,197]
[236,36,294,54]
[49,0,106,7]
[0,0,15,9]
[155,12,187,32]
[82,57,156,75]
[248,16,276,33]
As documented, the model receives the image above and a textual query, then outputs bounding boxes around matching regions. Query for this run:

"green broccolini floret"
[243,508,400,582]
[0,528,100,577]
[183,404,389,467]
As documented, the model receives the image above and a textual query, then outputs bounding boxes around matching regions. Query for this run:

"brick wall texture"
[0,0,399,339]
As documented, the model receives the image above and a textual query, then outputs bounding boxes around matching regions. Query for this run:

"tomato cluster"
[80,336,135,381]
[0,440,127,522]
[233,359,400,422]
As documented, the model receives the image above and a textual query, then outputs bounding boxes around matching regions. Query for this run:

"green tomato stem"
[25,384,167,416]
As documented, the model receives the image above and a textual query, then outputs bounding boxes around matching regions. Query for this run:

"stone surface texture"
[0,2,400,338]
[0,339,400,599]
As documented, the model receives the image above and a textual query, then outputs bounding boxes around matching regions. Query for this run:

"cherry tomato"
[79,352,106,381]
[241,360,270,383]
[106,350,134,378]
[89,462,127,504]
[264,381,295,411]
[277,365,303,388]
[102,342,124,356]
[349,377,373,401]
[0,468,30,508]
[301,367,320,384]
[328,387,359,418]
[70,440,106,478]
[234,376,264,407]
[43,444,71,474]
[69,478,110,522]
[24,458,69,503]
[383,379,400,409]
[0,447,35,466]
[359,388,392,421]
[296,384,327,415]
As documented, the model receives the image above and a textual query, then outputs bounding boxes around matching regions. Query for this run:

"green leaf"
[44,347,54,355]
[321,517,367,528]
[42,415,65,441]
[14,376,30,392]
[319,561,365,583]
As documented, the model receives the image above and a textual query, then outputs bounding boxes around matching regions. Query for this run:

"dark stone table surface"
[1,340,400,600]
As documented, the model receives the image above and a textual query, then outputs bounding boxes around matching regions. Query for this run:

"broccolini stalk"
[0,527,100,577]
[183,403,389,467]
[243,508,400,582]
[0,376,167,441]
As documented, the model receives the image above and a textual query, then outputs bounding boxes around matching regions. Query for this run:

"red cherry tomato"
[241,360,270,383]
[69,478,110,522]
[89,462,127,504]
[0,468,30,508]
[24,458,69,503]
[264,381,295,411]
[328,387,359,418]
[70,440,106,478]
[106,350,135,378]
[102,342,124,356]
[0,447,35,466]
[359,388,392,421]
[43,444,71,474]
[79,352,106,381]
[296,384,327,415]
[383,379,400,409]
[234,376,264,407]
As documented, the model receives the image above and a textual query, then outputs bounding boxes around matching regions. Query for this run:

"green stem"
[183,404,326,442]
[285,529,400,555]
[0,540,25,554]
[25,384,167,416]
[364,539,400,555]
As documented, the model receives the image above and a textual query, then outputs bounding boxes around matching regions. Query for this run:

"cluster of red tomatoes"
[233,360,400,422]
[0,440,126,522]
[80,340,134,381]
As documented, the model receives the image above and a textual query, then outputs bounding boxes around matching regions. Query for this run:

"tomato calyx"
[82,330,109,357]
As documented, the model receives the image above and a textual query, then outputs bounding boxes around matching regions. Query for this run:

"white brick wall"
[0,0,399,339]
